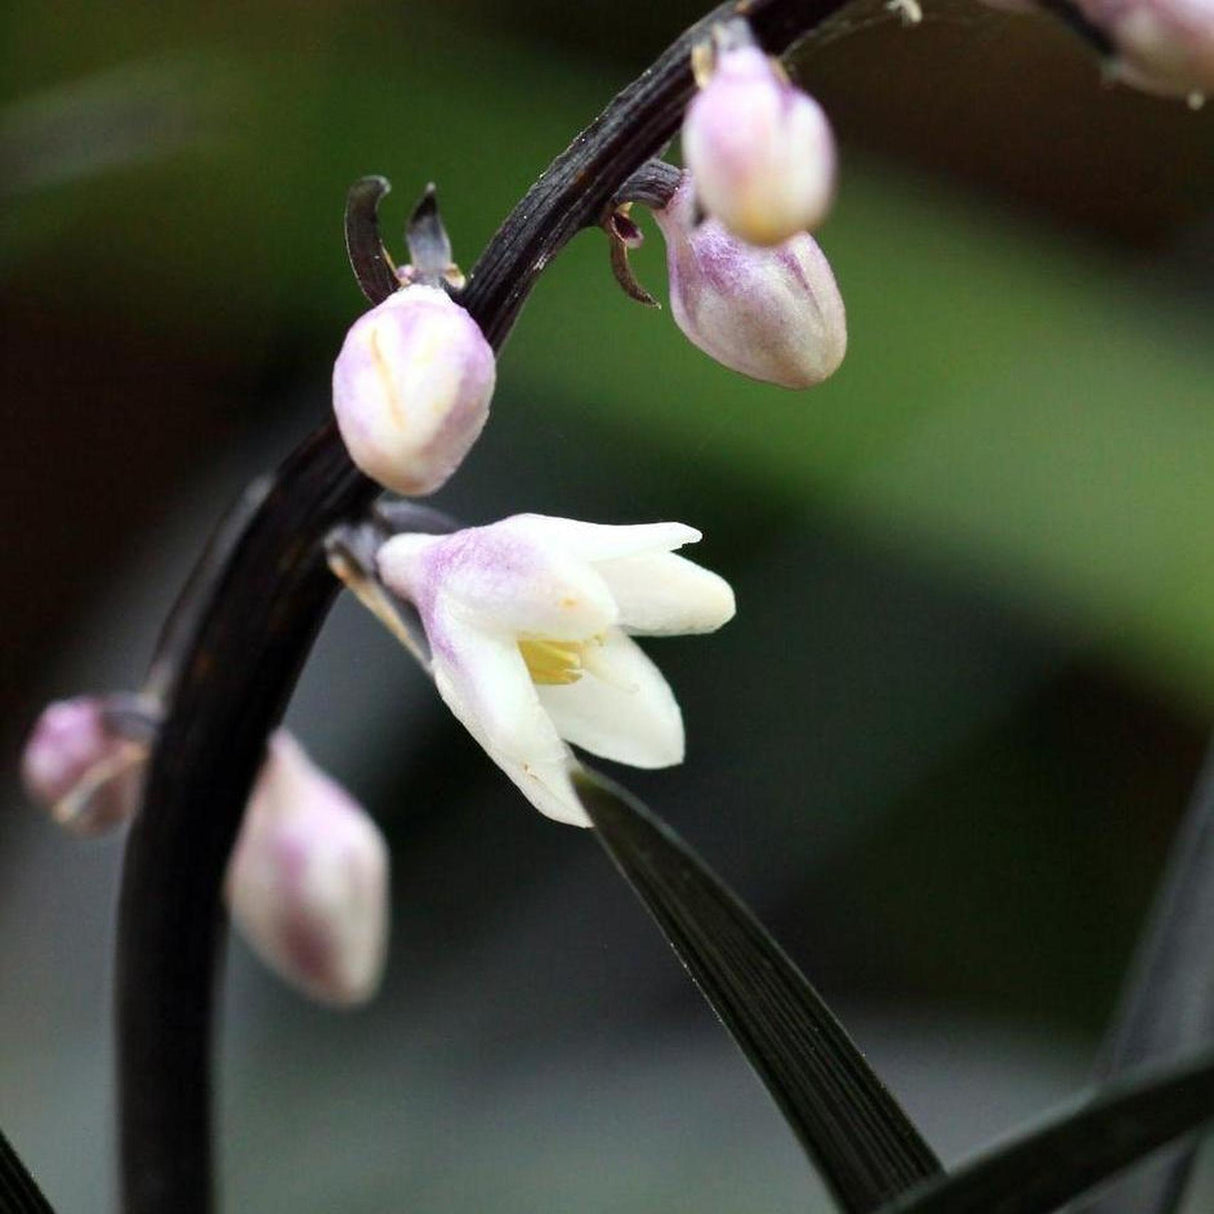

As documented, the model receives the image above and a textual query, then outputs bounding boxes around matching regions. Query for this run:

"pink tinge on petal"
[656,172,846,389]
[332,284,496,497]
[22,697,147,834]
[22,698,112,807]
[381,519,619,640]
[683,46,836,244]
[1075,0,1214,95]
[227,732,390,1007]
[281,910,338,993]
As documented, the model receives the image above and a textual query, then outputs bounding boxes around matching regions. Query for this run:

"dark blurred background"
[3,1,1214,1210]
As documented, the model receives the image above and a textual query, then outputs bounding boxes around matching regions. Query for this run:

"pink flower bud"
[1079,0,1214,97]
[21,697,146,835]
[653,172,847,389]
[332,284,495,496]
[227,732,389,1007]
[683,40,836,246]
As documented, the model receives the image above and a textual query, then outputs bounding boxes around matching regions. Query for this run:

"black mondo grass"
[54,0,1207,1210]
[0,1126,55,1214]
[881,1050,1214,1214]
[577,765,1214,1214]
[1072,739,1214,1214]
[575,767,942,1213]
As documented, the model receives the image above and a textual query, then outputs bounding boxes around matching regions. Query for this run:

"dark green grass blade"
[1074,739,1214,1214]
[575,767,942,1214]
[882,1051,1214,1214]
[0,1126,56,1213]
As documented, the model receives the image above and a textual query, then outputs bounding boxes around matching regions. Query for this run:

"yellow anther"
[519,638,587,685]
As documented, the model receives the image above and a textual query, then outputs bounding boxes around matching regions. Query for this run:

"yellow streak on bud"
[369,329,405,429]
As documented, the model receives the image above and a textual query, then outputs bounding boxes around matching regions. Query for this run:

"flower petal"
[380,525,618,641]
[537,630,684,769]
[429,605,589,826]
[501,514,702,562]
[374,531,443,606]
[594,552,736,635]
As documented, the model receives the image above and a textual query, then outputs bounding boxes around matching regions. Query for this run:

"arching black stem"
[113,4,891,1211]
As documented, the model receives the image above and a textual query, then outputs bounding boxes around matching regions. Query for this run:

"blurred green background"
[3,1,1214,1210]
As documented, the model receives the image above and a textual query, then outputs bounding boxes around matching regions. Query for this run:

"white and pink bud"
[332,284,495,497]
[654,172,847,389]
[1080,0,1214,98]
[21,697,146,835]
[227,732,390,1007]
[683,27,836,246]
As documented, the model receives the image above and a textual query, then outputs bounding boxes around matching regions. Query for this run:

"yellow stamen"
[519,636,604,686]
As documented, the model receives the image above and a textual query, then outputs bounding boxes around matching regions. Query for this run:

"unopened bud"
[683,31,836,246]
[22,697,146,835]
[1079,0,1214,97]
[227,732,389,1007]
[654,172,847,389]
[332,284,495,496]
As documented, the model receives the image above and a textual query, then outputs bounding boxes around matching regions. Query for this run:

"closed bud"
[227,732,389,1007]
[683,32,836,246]
[1079,0,1214,98]
[654,172,847,389]
[21,697,145,835]
[332,284,495,496]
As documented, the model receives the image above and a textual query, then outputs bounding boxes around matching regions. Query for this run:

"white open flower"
[376,514,736,827]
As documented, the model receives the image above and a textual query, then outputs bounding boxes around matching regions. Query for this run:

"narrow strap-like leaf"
[1073,739,1214,1214]
[0,1127,56,1214]
[575,767,942,1214]
[881,1050,1214,1214]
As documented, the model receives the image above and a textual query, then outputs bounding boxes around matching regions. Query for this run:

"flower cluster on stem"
[25,7,1196,1209]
